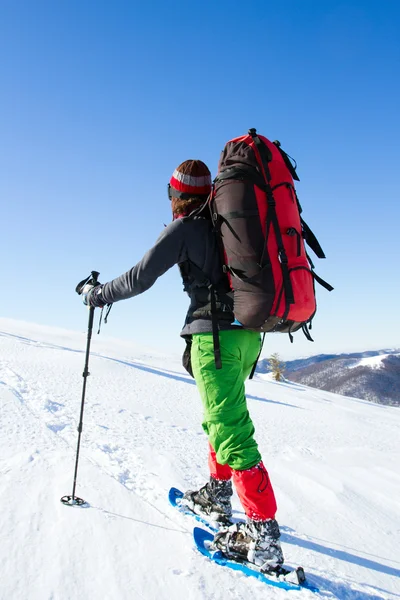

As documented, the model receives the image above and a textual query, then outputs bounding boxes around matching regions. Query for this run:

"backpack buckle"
[279,250,288,264]
[266,191,276,207]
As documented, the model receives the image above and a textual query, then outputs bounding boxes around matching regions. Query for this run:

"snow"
[1,317,399,600]
[347,355,398,370]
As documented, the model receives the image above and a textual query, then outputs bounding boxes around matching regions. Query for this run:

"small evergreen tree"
[268,352,286,381]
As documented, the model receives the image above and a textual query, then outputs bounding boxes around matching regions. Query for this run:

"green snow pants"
[191,329,262,471]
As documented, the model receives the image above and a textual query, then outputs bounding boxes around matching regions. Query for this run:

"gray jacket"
[97,216,236,336]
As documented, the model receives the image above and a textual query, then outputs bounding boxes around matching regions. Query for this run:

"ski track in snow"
[0,321,400,600]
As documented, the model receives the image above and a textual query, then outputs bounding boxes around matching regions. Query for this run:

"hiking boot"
[181,477,233,524]
[212,518,284,572]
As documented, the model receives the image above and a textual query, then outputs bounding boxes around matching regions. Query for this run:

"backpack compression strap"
[272,140,300,182]
[249,129,295,309]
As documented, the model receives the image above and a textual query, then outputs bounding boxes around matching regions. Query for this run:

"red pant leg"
[208,443,232,480]
[233,461,277,521]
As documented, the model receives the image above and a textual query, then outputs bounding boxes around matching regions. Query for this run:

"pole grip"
[76,271,100,295]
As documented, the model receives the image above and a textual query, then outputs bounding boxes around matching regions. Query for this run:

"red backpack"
[209,129,332,360]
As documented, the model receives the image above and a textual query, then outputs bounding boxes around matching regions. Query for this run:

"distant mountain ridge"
[257,349,400,406]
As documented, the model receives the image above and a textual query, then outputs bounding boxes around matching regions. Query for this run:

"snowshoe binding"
[181,477,233,525]
[211,518,284,573]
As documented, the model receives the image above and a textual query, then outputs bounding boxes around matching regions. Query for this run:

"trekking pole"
[61,270,100,507]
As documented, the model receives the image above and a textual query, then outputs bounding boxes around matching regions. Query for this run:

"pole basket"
[60,495,88,507]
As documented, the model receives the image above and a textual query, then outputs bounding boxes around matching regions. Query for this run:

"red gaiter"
[233,462,277,521]
[208,443,232,480]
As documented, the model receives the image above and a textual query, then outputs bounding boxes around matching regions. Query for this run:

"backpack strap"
[215,165,266,190]
[272,140,300,181]
[293,189,327,260]
[312,271,334,292]
[301,322,314,342]
[249,333,266,380]
[266,189,295,305]
[304,251,333,293]
[180,258,223,370]
[249,129,272,182]
[209,286,222,370]
[301,218,326,259]
[249,129,295,308]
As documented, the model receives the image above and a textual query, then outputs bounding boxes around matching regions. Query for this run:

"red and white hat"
[169,159,212,198]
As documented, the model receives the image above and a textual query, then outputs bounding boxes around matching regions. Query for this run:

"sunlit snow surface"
[347,354,400,370]
[1,317,399,600]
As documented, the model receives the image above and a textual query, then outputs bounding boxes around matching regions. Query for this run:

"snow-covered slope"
[259,350,400,375]
[261,351,400,406]
[1,318,399,600]
[348,354,400,369]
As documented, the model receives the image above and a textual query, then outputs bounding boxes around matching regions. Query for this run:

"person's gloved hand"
[81,283,106,308]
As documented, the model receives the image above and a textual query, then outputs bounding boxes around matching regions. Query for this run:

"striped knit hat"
[169,159,212,199]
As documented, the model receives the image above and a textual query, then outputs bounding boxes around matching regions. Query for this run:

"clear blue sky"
[1,0,399,360]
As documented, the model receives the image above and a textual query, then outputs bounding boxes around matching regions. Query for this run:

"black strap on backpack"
[179,257,223,370]
[209,285,222,369]
[249,333,266,379]
[272,140,300,182]
[293,188,328,261]
[249,129,295,310]
[301,218,326,259]
[215,164,266,190]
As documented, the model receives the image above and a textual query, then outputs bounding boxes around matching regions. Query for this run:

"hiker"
[81,159,284,572]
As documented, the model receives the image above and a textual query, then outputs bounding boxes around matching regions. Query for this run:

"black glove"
[81,283,106,308]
